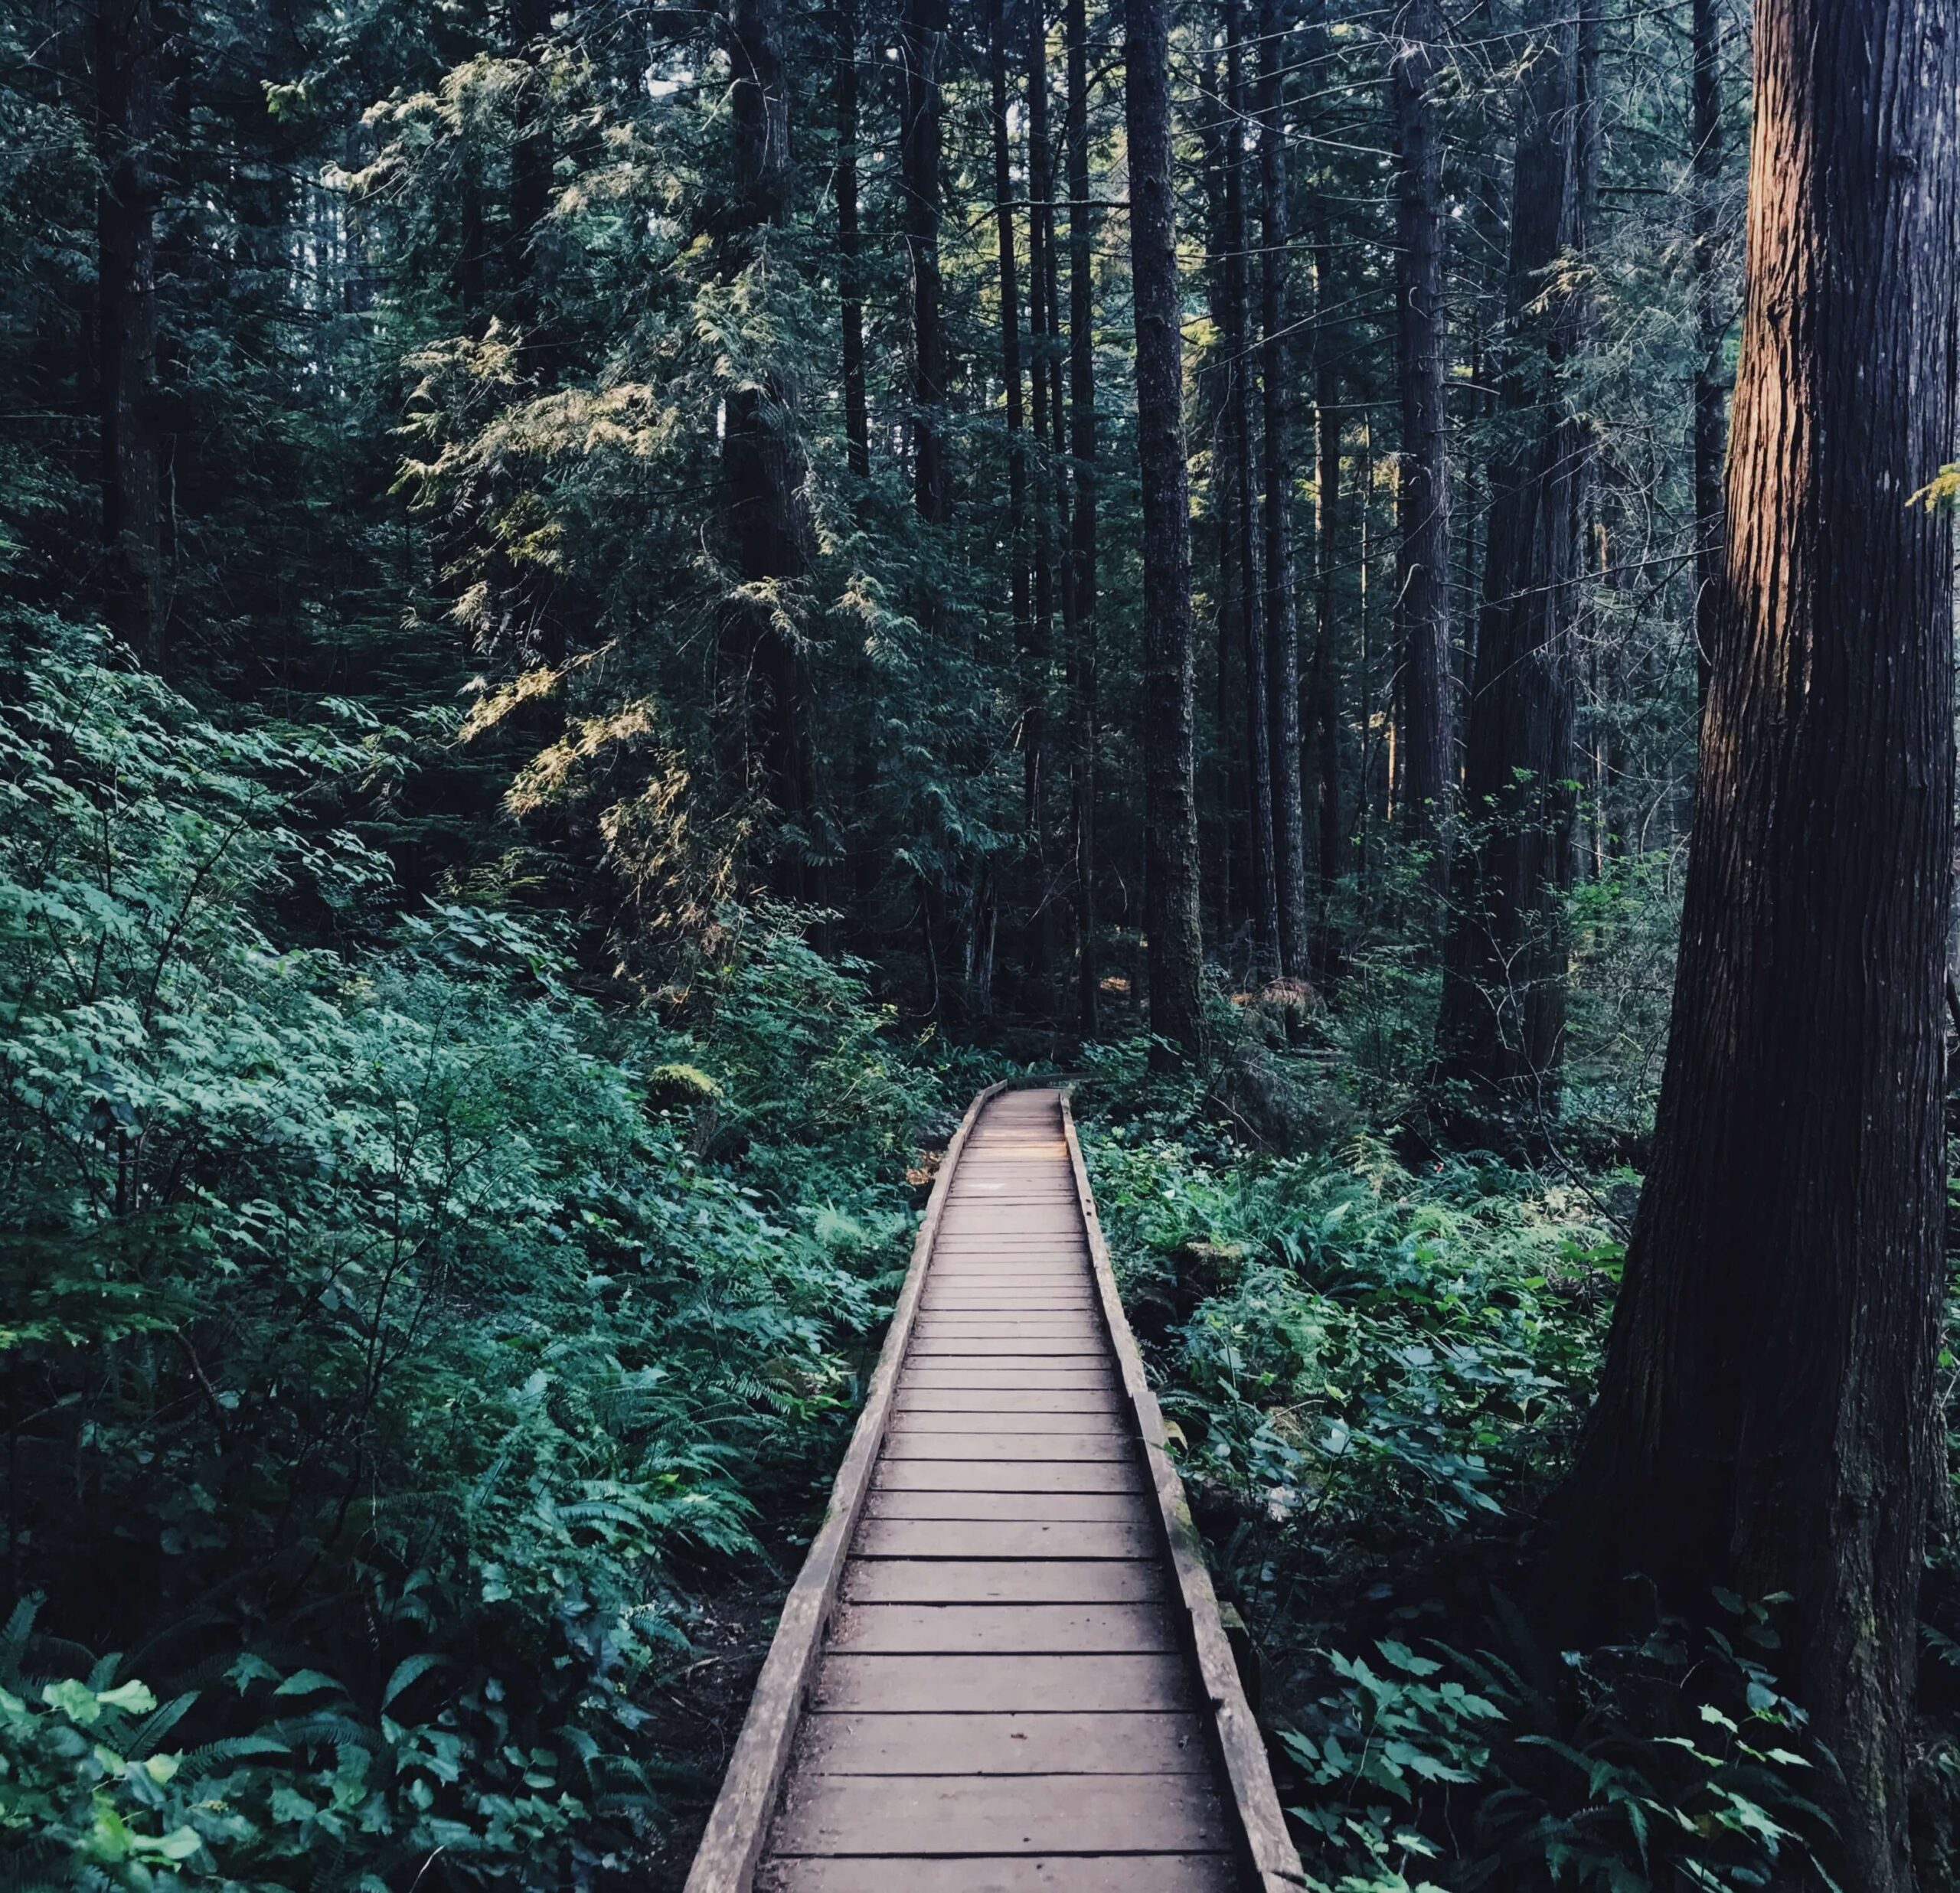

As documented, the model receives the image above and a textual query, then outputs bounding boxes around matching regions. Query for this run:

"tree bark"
[1390,0,1452,856]
[506,0,552,351]
[991,0,1037,834]
[1224,2,1280,984]
[836,0,870,478]
[1689,0,1726,707]
[1551,4,1959,1885]
[1028,0,1057,650]
[1067,0,1100,1035]
[1124,0,1204,1063]
[1200,40,1240,940]
[1258,0,1309,983]
[1310,221,1344,981]
[1431,0,1592,1132]
[719,0,815,893]
[96,0,165,665]
[900,0,948,524]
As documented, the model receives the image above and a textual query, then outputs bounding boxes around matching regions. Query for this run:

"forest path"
[685,1087,1301,1892]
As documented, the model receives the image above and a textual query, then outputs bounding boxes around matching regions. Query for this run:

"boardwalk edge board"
[681,1079,1015,1893]
[1057,1092,1306,1893]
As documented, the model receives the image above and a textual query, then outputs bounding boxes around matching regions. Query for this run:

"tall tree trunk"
[1067,0,1100,1035]
[96,0,165,665]
[991,0,1036,832]
[1689,0,1725,707]
[505,0,559,661]
[900,0,947,524]
[1258,0,1309,984]
[506,0,551,349]
[1310,224,1344,981]
[1224,2,1280,983]
[836,0,870,478]
[1391,0,1452,855]
[720,0,815,893]
[1431,0,1592,1134]
[1124,0,1204,1063]
[1551,3,1958,1884]
[1028,0,1057,648]
[1200,41,1239,941]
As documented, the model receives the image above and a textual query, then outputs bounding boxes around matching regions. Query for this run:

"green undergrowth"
[0,627,992,1891]
[1076,1041,1840,1892]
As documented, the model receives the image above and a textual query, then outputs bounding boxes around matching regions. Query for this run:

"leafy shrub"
[1077,1061,1831,1892]
[0,629,957,1889]
[1081,1106,1612,1535]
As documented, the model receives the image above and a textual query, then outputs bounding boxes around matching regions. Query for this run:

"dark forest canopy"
[3,0,1958,1888]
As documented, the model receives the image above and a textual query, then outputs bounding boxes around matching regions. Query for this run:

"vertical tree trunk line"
[1200,38,1240,943]
[1310,220,1344,981]
[1123,0,1204,1063]
[719,0,815,896]
[1690,0,1726,707]
[1258,0,1309,984]
[991,0,1037,837]
[1224,2,1281,984]
[900,0,947,524]
[505,0,552,351]
[1550,2,1959,1885]
[96,0,165,666]
[1431,0,1594,1133]
[1067,0,1100,1034]
[1390,0,1453,855]
[1027,0,1056,667]
[836,0,870,479]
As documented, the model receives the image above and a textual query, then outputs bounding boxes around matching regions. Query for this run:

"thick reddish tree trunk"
[1258,0,1309,983]
[1123,0,1204,1062]
[1689,0,1726,706]
[1552,4,1959,1885]
[1390,0,1452,854]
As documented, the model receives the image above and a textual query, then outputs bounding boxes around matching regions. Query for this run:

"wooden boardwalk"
[687,1086,1301,1892]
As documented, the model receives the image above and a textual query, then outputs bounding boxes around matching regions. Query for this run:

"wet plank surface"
[756,1089,1242,1890]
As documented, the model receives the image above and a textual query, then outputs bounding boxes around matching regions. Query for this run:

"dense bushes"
[0,631,959,1889]
[1076,1051,1838,1891]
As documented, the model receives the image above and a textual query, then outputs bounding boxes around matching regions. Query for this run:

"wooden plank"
[899,1382,1116,1401]
[897,1418,1129,1442]
[680,1082,1013,1893]
[756,1855,1235,1892]
[830,1602,1172,1654]
[841,1559,1165,1604]
[769,1774,1227,1856]
[910,1333,1105,1346]
[894,1387,1124,1414]
[880,1431,1132,1463]
[914,1307,1102,1321]
[1057,1094,1303,1893]
[874,1461,1142,1494]
[862,1490,1150,1523]
[913,1314,1104,1331]
[906,1338,1108,1358]
[853,1519,1158,1559]
[790,1708,1204,1774]
[920,1291,1098,1304]
[812,1653,1195,1715]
